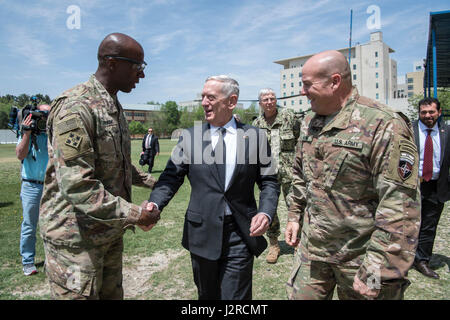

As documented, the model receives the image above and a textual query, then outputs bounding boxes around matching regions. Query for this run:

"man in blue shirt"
[15,104,50,276]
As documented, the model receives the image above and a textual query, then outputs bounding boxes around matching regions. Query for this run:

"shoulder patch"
[57,116,80,135]
[54,114,92,161]
[65,132,83,149]
[384,138,418,188]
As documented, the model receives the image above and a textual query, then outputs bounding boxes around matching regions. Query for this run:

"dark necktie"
[215,127,227,189]
[422,129,433,182]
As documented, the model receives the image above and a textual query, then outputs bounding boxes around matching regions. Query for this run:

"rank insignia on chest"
[398,152,414,180]
[65,132,82,149]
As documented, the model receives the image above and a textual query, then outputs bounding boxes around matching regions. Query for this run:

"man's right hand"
[285,221,300,247]
[137,200,160,231]
[21,114,33,132]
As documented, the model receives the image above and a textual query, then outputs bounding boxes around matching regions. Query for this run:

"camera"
[8,96,49,136]
[139,149,150,166]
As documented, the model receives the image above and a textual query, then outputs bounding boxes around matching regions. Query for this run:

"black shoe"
[414,261,440,279]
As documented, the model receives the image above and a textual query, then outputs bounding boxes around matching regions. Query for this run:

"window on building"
[353,74,357,80]
[375,51,378,57]
[353,64,356,70]
[300,100,302,105]
[291,100,294,106]
[291,74,293,79]
[376,83,379,89]
[376,72,378,78]
[407,78,413,83]
[299,72,302,77]
[375,62,378,68]
[283,83,286,89]
[376,93,379,99]
[291,82,294,88]
[283,75,286,80]
[283,92,286,97]
[408,85,414,90]
[291,91,294,96]
[299,81,302,87]
[408,92,413,97]
[284,101,286,106]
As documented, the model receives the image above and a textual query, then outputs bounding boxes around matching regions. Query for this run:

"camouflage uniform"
[286,88,420,300]
[252,107,302,239]
[40,75,155,299]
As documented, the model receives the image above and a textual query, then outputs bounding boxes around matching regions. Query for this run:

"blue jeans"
[20,181,43,265]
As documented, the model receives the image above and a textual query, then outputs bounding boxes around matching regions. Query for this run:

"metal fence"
[0,130,18,144]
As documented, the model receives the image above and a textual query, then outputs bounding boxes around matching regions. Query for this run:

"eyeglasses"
[104,55,147,72]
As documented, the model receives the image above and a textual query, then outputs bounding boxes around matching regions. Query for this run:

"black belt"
[22,179,44,185]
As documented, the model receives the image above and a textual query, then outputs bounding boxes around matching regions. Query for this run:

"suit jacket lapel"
[413,120,420,149]
[439,122,446,166]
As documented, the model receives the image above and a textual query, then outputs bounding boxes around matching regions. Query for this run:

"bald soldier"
[285,50,421,300]
[40,33,160,299]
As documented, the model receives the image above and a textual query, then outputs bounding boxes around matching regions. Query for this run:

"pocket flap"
[186,211,202,224]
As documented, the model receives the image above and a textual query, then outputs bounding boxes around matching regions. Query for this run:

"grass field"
[0,139,448,300]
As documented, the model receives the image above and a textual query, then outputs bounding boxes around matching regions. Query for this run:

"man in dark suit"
[412,97,450,279]
[141,127,159,173]
[145,75,280,299]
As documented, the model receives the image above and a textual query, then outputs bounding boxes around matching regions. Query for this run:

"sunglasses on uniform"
[104,55,147,72]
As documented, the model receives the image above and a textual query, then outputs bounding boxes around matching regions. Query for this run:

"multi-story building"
[405,61,425,97]
[274,31,398,111]
[122,104,161,123]
[179,93,202,111]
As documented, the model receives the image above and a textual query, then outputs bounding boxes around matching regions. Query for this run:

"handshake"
[137,200,161,232]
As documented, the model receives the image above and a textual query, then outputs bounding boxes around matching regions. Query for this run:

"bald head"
[38,104,51,112]
[301,50,353,115]
[97,33,143,64]
[304,50,351,85]
[94,33,145,96]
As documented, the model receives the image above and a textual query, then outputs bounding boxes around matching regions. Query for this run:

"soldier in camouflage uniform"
[284,50,420,300]
[40,33,161,300]
[252,89,302,263]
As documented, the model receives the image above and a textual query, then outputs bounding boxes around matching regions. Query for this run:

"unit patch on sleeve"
[65,132,83,149]
[385,138,418,188]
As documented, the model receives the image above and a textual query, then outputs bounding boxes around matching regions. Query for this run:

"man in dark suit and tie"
[141,127,159,173]
[412,97,450,279]
[145,75,280,299]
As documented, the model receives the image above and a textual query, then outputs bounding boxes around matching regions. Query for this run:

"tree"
[0,93,52,128]
[179,105,204,129]
[406,94,422,121]
[128,121,146,135]
[160,101,180,135]
[233,102,259,124]
[0,111,8,129]
[146,111,168,137]
[406,89,450,121]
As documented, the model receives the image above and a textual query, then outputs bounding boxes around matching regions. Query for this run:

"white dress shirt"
[418,120,441,180]
[145,134,153,149]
